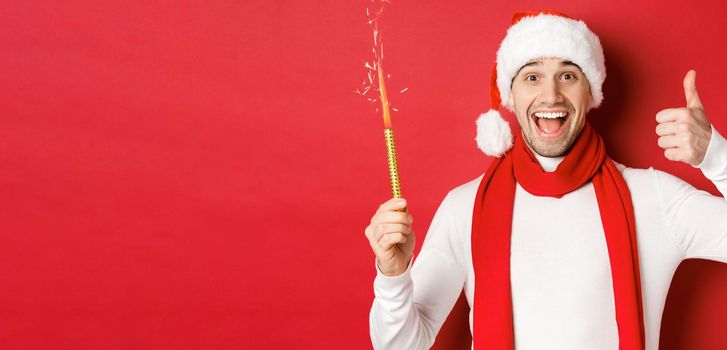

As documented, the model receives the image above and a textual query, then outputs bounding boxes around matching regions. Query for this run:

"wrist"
[376,256,412,277]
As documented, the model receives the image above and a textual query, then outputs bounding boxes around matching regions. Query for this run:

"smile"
[530,111,570,139]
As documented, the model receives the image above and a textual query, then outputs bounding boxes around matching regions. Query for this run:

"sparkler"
[356,0,405,201]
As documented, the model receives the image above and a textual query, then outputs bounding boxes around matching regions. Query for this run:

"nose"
[539,78,565,105]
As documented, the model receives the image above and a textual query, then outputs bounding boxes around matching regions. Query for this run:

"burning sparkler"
[356,0,405,201]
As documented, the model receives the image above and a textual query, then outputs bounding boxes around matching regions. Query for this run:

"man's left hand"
[655,70,713,166]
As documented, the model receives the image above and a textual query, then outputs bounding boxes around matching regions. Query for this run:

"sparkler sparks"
[360,2,405,200]
[354,0,407,125]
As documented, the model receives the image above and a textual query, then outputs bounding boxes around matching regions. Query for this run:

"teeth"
[534,112,568,119]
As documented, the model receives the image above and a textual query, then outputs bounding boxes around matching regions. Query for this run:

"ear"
[585,84,595,111]
[588,93,595,111]
[507,93,514,110]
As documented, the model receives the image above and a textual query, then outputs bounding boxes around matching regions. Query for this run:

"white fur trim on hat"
[475,109,513,157]
[496,14,606,111]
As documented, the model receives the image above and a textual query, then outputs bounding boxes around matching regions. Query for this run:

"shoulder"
[424,174,484,233]
[613,161,697,196]
[441,174,483,213]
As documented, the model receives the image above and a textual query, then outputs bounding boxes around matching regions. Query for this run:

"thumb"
[683,69,704,109]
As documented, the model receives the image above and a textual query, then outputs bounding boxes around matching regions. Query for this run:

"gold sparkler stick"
[377,61,403,200]
[384,127,402,199]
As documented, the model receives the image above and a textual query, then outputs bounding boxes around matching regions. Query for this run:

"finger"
[371,199,408,224]
[655,108,684,123]
[377,198,408,213]
[365,225,373,241]
[658,135,681,149]
[371,237,398,262]
[683,69,704,110]
[376,223,412,236]
[373,223,412,242]
[377,232,407,251]
[655,122,684,136]
[374,211,411,226]
[664,147,684,162]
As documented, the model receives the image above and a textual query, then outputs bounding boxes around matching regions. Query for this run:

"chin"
[526,134,575,157]
[534,147,569,157]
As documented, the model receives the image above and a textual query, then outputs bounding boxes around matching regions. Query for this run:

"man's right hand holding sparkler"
[365,198,415,277]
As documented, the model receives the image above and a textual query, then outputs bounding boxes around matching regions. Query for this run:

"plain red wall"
[1,0,726,349]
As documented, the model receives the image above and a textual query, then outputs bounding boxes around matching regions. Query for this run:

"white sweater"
[370,126,727,350]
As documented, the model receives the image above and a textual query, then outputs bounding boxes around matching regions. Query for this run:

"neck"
[533,152,565,172]
[523,140,565,172]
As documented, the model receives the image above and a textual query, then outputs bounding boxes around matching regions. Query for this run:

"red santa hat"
[476,10,607,157]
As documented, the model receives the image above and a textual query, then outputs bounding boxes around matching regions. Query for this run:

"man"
[365,10,727,350]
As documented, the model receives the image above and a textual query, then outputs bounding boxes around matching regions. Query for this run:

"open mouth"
[530,111,570,138]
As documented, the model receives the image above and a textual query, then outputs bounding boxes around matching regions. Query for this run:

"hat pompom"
[475,109,513,157]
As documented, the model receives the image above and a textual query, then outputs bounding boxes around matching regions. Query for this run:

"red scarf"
[471,123,645,349]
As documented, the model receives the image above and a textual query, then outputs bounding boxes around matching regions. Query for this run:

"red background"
[1,0,726,349]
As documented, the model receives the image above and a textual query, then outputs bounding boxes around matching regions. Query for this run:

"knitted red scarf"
[471,123,645,349]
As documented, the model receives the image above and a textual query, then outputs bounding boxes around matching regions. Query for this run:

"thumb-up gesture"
[656,70,713,166]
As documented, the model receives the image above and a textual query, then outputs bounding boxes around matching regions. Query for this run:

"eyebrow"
[517,60,582,73]
[512,60,583,82]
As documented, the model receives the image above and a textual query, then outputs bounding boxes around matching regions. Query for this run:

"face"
[507,57,593,157]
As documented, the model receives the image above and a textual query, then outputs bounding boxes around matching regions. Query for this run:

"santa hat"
[475,10,606,157]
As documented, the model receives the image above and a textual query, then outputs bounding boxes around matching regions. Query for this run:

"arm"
[694,126,727,198]
[657,167,727,262]
[369,192,467,350]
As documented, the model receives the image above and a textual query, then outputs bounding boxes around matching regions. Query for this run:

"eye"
[562,72,576,80]
[525,74,538,81]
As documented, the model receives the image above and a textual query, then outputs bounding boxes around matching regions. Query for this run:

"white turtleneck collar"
[532,152,565,172]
